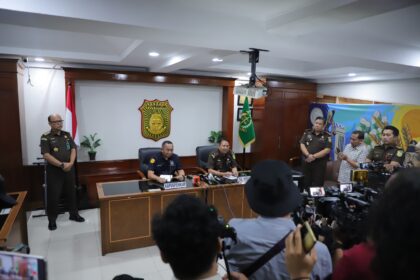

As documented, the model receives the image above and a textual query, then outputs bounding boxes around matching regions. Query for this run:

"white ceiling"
[0,0,419,83]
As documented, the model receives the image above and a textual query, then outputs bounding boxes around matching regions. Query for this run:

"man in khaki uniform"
[300,117,332,188]
[208,139,238,177]
[40,113,85,231]
[366,125,405,172]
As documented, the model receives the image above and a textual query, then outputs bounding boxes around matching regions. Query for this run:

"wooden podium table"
[97,179,255,255]
[0,191,28,249]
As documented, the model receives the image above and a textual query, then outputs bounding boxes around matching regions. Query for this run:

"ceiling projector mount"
[234,48,269,98]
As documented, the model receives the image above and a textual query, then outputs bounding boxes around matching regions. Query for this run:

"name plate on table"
[163,181,187,190]
[237,176,251,184]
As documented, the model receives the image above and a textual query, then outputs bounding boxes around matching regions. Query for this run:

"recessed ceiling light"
[149,52,159,57]
[212,58,223,62]
[348,73,356,77]
[34,57,45,62]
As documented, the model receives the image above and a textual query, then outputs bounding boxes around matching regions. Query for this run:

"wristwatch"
[60,162,64,169]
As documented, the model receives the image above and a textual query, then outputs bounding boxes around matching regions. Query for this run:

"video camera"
[359,161,393,188]
[208,205,237,243]
[298,184,377,250]
[359,161,385,171]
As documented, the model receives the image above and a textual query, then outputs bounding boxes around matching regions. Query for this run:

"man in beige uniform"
[300,117,332,188]
[40,114,84,231]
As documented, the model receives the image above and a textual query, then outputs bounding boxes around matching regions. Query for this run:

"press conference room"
[1,1,420,280]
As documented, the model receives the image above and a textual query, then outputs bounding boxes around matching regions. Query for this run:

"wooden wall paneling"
[64,68,235,87]
[316,94,391,105]
[222,86,235,145]
[280,89,316,161]
[0,59,25,192]
[252,88,284,162]
[316,95,337,104]
[252,78,316,164]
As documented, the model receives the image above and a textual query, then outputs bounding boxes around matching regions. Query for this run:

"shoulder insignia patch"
[397,150,403,157]
[149,158,156,164]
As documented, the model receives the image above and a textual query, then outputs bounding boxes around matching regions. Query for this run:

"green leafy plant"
[80,133,101,153]
[208,130,223,143]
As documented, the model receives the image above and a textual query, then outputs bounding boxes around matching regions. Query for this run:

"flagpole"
[242,147,246,171]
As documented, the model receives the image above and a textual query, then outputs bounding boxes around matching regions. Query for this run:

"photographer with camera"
[152,194,247,280]
[337,130,369,183]
[365,125,404,173]
[225,160,332,280]
[332,167,420,280]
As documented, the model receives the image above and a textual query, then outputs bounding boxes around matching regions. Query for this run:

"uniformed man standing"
[208,139,239,177]
[300,117,332,188]
[148,141,185,183]
[365,125,405,172]
[40,114,84,231]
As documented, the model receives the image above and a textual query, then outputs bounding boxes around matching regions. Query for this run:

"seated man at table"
[147,141,185,183]
[208,138,239,177]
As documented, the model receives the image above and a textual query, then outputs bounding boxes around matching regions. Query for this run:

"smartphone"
[340,183,353,193]
[0,251,47,280]
[309,187,325,197]
[300,221,317,253]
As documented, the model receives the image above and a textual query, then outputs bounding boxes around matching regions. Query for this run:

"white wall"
[19,68,66,165]
[18,68,227,164]
[75,81,222,161]
[318,78,420,105]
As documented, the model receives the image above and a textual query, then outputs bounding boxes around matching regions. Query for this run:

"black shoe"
[48,221,57,231]
[69,214,85,222]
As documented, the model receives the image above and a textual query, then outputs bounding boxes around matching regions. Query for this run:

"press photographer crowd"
[142,124,420,280]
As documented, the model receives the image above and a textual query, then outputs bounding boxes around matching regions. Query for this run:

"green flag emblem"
[239,97,256,147]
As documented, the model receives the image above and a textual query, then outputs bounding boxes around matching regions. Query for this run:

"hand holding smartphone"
[285,224,318,280]
[300,221,317,253]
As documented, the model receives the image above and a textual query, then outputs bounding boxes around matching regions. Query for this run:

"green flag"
[239,97,256,147]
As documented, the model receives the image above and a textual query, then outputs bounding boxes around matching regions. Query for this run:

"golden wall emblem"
[139,99,173,141]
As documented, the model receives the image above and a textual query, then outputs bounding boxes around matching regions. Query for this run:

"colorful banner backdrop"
[309,103,420,159]
[139,99,173,141]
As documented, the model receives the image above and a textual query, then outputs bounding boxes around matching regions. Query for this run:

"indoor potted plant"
[208,130,223,144]
[80,133,101,161]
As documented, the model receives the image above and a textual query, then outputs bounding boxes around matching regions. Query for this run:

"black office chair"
[137,147,161,179]
[195,145,217,170]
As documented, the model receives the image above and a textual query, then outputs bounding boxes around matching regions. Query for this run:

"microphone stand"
[221,240,233,280]
[32,158,48,218]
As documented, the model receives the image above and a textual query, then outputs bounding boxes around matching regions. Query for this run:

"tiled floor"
[27,209,227,280]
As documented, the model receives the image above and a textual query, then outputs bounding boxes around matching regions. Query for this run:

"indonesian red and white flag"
[64,83,79,145]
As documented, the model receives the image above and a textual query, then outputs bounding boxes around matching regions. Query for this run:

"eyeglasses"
[50,120,63,124]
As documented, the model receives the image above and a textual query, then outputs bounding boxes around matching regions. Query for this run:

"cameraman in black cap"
[225,160,332,280]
